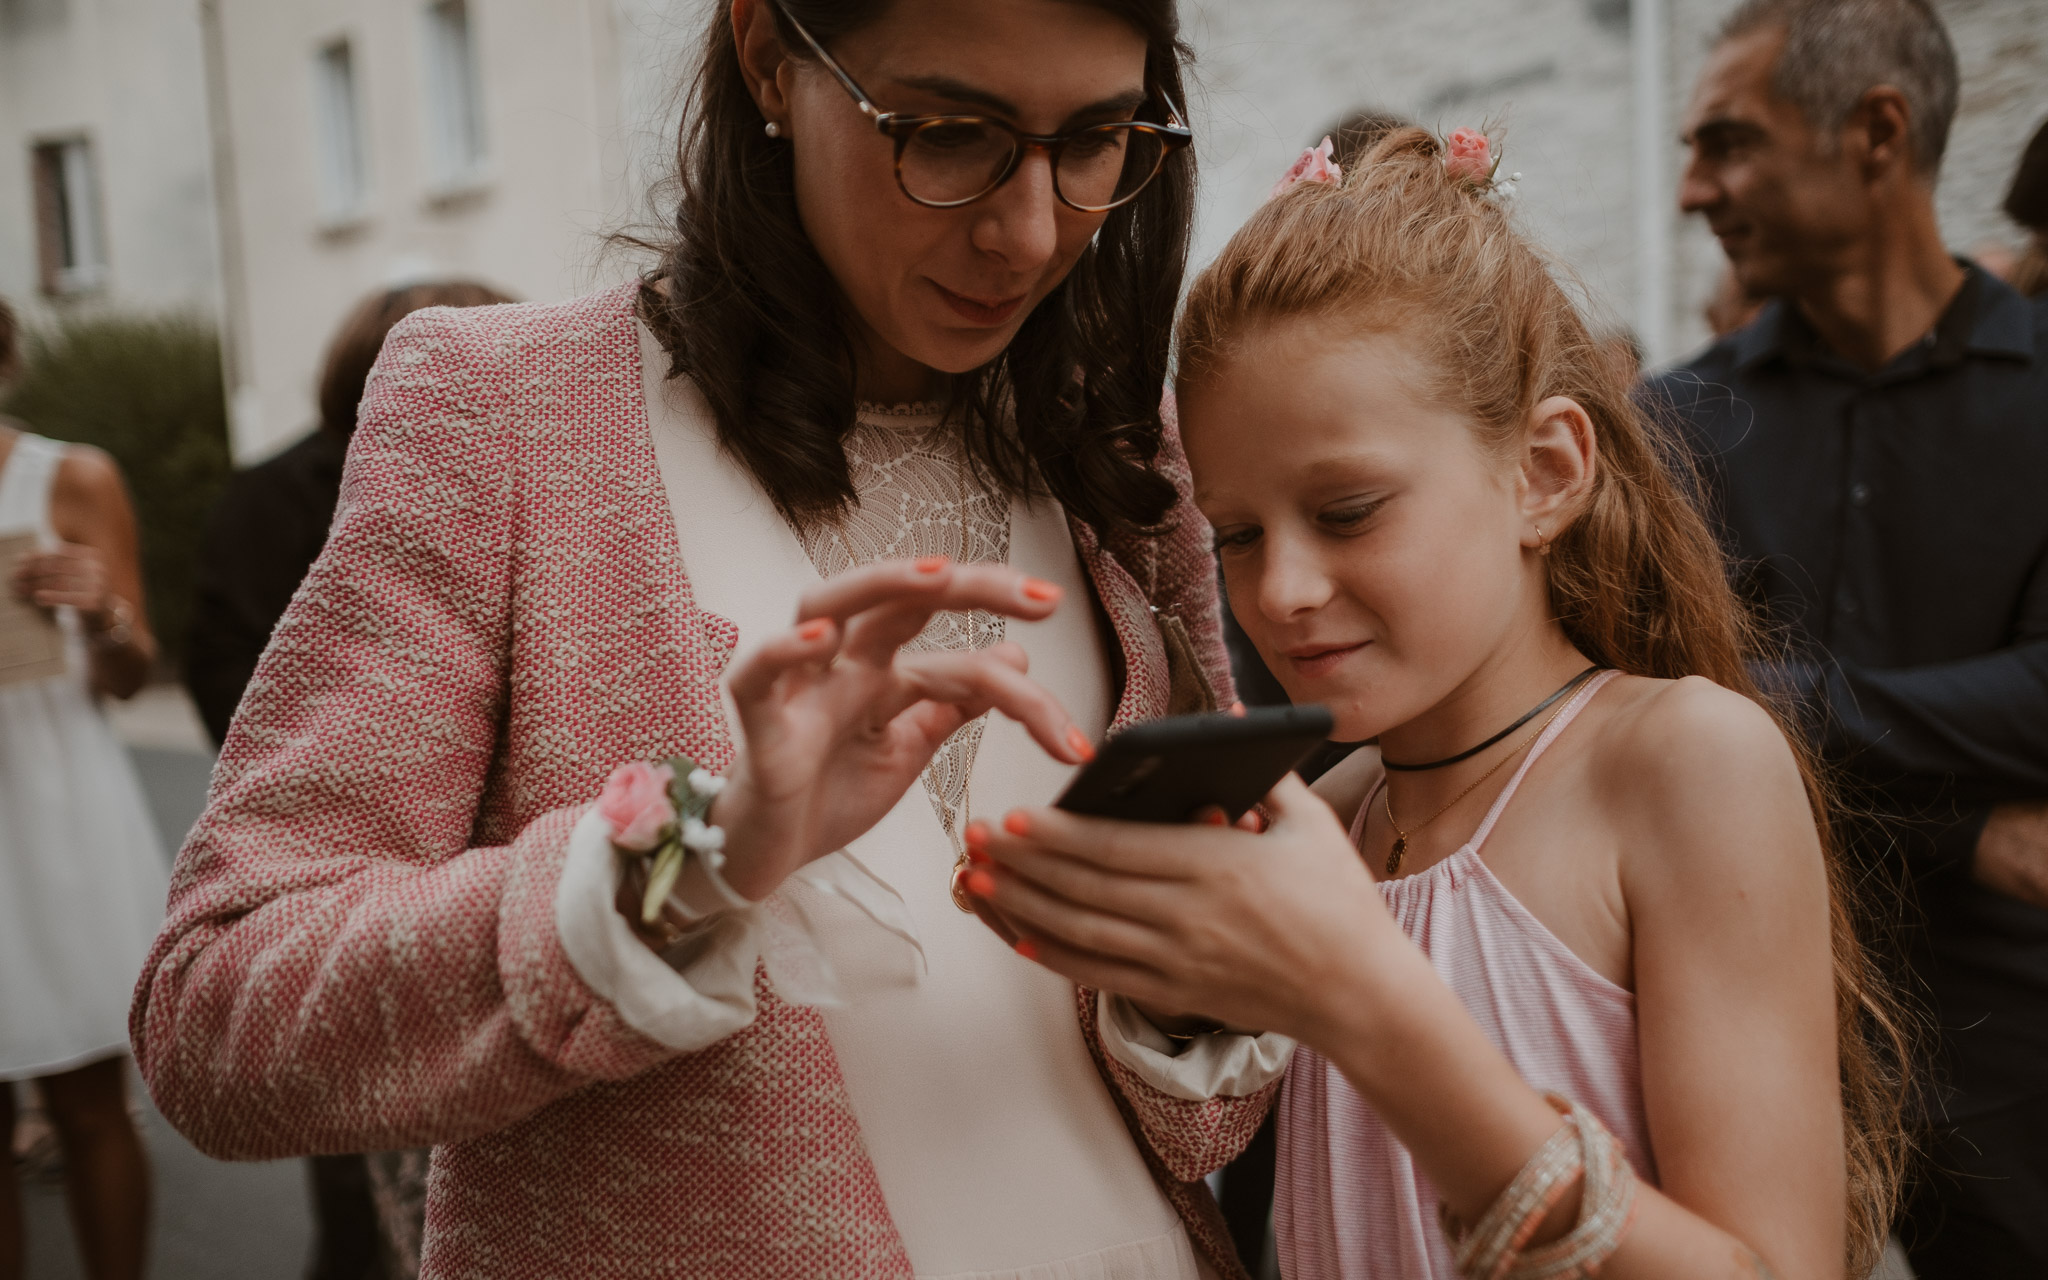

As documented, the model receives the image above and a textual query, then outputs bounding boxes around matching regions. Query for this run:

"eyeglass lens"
[899,121,1169,210]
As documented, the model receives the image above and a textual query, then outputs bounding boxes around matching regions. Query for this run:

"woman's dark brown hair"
[638,0,1195,533]
[1178,127,1917,1274]
[319,280,514,435]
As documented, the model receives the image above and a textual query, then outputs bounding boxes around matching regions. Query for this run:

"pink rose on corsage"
[599,760,676,851]
[1270,136,1343,201]
[1444,128,1494,183]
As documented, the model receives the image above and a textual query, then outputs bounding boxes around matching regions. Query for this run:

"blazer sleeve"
[131,310,677,1162]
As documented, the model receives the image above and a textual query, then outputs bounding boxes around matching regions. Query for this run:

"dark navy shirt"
[1647,267,2048,1112]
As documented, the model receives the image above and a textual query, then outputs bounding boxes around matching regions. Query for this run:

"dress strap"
[1464,669,1620,854]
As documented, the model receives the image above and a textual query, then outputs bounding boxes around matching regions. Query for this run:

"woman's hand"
[709,557,1094,902]
[966,773,1399,1043]
[10,540,117,625]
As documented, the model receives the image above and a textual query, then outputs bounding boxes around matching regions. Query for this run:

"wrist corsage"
[597,756,727,926]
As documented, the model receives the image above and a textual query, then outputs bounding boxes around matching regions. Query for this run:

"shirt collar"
[1728,261,2036,377]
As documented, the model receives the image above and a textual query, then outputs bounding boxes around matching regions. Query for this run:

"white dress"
[550,330,1294,1280]
[0,432,169,1081]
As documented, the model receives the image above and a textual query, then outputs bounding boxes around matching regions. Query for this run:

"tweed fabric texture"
[132,284,1259,1278]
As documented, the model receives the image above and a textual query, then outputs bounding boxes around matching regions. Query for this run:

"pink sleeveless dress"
[1275,670,1658,1279]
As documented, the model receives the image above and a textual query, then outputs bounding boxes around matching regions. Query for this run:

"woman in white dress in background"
[0,297,167,1280]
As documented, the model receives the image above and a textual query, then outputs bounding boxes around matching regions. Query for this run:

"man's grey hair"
[1720,0,1959,176]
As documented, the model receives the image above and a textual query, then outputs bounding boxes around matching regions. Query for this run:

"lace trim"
[854,400,946,419]
[793,419,1010,854]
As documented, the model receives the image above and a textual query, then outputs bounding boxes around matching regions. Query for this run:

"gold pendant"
[950,851,975,912]
[1385,836,1406,878]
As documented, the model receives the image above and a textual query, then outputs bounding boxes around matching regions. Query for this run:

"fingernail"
[1230,701,1248,717]
[1014,938,1040,961]
[799,619,831,641]
[916,555,949,573]
[1066,726,1096,762]
[1199,807,1228,826]
[1003,810,1031,837]
[966,846,991,865]
[964,820,990,850]
[1021,578,1061,602]
[965,869,995,897]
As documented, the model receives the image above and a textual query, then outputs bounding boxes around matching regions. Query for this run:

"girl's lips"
[1284,640,1370,678]
[934,281,1027,326]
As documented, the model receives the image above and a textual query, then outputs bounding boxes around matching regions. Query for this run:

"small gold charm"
[950,853,975,913]
[1385,836,1406,878]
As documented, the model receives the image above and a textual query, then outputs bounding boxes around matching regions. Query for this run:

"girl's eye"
[1320,500,1383,531]
[1211,525,1260,553]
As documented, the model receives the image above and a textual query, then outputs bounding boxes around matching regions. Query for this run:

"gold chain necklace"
[1380,686,1581,877]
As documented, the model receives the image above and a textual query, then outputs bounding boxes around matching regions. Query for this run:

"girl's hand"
[969,773,1400,1042]
[10,541,116,624]
[710,557,1093,902]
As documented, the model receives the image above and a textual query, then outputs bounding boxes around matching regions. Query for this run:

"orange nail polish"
[964,821,990,850]
[1021,578,1061,602]
[916,555,949,572]
[799,619,830,641]
[1003,811,1031,837]
[965,869,995,897]
[1200,808,1228,826]
[1230,700,1248,717]
[966,846,991,865]
[1014,938,1040,961]
[1066,726,1096,762]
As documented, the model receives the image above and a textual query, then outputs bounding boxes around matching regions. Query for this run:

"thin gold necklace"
[1380,685,1581,877]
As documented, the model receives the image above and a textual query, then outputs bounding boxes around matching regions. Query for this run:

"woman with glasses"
[132,2,1284,1277]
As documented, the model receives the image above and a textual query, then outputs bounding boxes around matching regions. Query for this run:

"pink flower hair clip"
[1443,126,1520,205]
[1269,136,1343,201]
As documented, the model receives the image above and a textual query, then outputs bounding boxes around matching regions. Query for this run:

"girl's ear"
[732,0,796,131]
[1517,395,1596,551]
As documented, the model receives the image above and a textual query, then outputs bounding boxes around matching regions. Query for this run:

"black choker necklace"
[1382,666,1602,772]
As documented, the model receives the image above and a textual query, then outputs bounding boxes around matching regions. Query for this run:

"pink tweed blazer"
[132,284,1272,1278]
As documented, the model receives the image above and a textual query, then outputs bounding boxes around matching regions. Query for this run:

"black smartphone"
[1054,704,1336,824]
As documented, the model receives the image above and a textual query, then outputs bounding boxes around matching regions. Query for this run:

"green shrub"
[2,313,231,668]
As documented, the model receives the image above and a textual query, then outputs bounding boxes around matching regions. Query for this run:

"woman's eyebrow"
[890,75,1148,127]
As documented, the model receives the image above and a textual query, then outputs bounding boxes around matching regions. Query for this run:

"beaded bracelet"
[1440,1093,1638,1280]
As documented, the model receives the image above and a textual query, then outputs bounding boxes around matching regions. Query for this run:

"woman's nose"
[969,148,1062,270]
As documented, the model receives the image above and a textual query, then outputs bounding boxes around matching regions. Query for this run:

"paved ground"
[18,686,313,1279]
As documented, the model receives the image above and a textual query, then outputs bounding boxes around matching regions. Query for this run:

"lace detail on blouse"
[794,411,1011,855]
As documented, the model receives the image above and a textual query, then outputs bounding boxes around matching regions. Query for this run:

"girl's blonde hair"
[1177,127,1914,1272]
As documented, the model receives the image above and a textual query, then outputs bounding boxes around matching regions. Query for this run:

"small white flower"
[681,816,727,853]
[686,768,726,799]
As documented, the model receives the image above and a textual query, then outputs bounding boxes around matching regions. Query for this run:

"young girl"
[964,129,1911,1279]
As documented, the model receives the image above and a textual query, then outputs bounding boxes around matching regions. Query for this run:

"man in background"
[1652,1,2048,1272]
[184,279,510,1280]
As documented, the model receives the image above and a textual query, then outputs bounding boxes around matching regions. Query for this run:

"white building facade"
[76,0,2046,461]
[0,0,221,330]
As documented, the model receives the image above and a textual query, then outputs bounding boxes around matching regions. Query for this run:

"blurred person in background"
[131,2,1286,1278]
[1655,1,2048,1273]
[184,279,510,1280]
[1702,262,1769,337]
[2005,117,2047,298]
[0,296,167,1280]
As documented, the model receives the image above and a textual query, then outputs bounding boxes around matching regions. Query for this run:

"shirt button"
[1849,482,1873,507]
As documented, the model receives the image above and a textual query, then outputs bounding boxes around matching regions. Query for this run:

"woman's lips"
[934,282,1027,327]
[1283,640,1370,679]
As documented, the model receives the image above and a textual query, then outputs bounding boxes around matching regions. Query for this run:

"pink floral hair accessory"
[1269,136,1343,201]
[1444,127,1496,183]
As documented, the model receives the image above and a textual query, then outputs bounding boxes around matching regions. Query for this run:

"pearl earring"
[764,120,783,139]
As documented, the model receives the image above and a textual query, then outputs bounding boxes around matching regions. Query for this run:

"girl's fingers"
[971,856,1174,966]
[892,650,1087,764]
[973,835,1180,923]
[724,617,842,712]
[984,805,1235,880]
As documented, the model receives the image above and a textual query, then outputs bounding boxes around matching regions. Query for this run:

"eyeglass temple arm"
[767,0,889,125]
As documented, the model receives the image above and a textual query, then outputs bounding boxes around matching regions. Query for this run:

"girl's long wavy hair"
[638,0,1194,534]
[1177,127,1916,1273]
